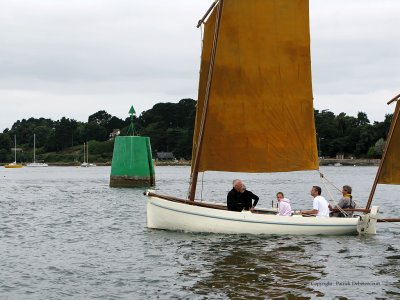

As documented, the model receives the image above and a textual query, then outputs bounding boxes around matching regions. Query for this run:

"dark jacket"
[227,189,259,211]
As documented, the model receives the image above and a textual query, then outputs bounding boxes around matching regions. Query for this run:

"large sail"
[193,0,318,173]
[377,101,400,184]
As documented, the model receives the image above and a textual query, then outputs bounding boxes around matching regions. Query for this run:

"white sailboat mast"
[33,133,36,163]
[14,135,17,162]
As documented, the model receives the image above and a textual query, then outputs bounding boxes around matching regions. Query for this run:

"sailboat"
[145,0,389,235]
[81,142,96,167]
[5,135,23,168]
[26,134,48,167]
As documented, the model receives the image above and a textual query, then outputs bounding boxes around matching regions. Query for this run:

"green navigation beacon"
[127,105,136,136]
[110,105,155,187]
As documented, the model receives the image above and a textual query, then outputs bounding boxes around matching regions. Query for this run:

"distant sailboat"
[81,142,96,167]
[5,135,23,168]
[26,134,48,167]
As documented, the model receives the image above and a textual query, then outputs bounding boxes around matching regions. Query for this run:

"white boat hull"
[26,162,48,167]
[81,163,96,167]
[146,193,372,236]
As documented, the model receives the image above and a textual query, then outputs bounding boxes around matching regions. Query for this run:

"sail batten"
[192,0,318,174]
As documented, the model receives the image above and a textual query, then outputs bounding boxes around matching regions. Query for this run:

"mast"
[189,0,224,201]
[14,135,17,162]
[33,133,36,163]
[366,93,400,210]
[197,1,218,28]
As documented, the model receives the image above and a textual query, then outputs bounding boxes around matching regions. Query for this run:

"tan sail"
[377,101,400,184]
[193,0,318,173]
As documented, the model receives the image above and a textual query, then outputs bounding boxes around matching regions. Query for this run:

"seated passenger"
[276,192,292,216]
[227,179,259,212]
[301,186,330,217]
[331,185,356,217]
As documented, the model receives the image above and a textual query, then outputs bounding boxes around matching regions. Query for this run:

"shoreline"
[154,159,381,167]
[318,158,380,166]
[0,159,380,167]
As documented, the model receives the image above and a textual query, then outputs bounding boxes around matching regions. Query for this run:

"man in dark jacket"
[227,179,259,212]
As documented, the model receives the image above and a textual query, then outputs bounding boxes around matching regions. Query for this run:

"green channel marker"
[110,106,155,187]
[110,136,155,187]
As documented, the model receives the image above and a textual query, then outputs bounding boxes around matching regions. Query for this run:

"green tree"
[89,110,112,127]
[53,117,78,151]
[373,138,386,157]
[138,99,196,158]
[107,116,126,133]
[356,111,370,126]
[353,124,374,158]
[315,109,337,157]
[0,133,12,162]
[9,117,54,146]
[81,122,109,142]
[315,109,378,158]
[373,114,393,141]
[33,126,53,148]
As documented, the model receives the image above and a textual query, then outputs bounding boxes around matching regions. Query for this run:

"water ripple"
[1,166,399,299]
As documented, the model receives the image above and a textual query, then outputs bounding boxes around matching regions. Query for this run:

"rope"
[200,23,204,52]
[317,171,400,225]
[318,171,349,217]
[318,171,341,193]
[200,172,205,201]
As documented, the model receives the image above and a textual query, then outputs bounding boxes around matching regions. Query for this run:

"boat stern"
[357,206,379,234]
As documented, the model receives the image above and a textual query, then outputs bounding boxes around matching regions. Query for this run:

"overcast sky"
[1,0,399,132]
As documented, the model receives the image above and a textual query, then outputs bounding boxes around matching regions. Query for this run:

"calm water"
[1,166,399,299]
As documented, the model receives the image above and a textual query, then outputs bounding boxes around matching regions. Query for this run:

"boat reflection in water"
[185,236,326,299]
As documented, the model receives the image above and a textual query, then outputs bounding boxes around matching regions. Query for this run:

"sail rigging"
[190,0,318,199]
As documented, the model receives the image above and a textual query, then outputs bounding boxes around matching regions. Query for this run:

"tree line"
[314,110,392,158]
[0,110,129,163]
[0,98,393,163]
